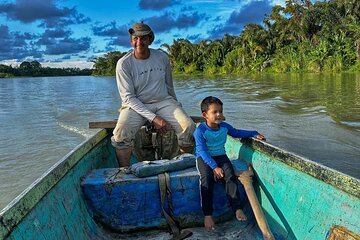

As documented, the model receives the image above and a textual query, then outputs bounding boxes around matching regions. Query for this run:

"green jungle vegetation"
[92,0,360,76]
[0,61,92,78]
[1,0,359,78]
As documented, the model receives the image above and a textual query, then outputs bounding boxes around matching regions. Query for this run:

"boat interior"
[1,123,359,240]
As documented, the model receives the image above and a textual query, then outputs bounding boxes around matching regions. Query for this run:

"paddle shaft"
[238,167,275,240]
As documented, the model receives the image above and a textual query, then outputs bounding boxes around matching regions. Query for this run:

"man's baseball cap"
[128,22,153,37]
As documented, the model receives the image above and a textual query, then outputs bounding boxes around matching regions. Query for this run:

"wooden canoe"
[0,120,359,239]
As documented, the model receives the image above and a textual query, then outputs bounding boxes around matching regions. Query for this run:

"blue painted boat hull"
[81,165,247,232]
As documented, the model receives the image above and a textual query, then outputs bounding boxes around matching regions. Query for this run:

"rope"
[158,173,192,240]
[106,167,130,184]
[151,131,164,160]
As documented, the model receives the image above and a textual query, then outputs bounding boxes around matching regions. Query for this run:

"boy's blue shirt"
[194,121,259,169]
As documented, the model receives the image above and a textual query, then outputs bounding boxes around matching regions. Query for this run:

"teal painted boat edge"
[0,129,109,240]
[6,136,116,240]
[236,138,359,198]
[225,136,360,239]
[250,145,359,239]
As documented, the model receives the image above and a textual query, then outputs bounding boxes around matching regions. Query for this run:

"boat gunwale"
[0,129,109,239]
[239,137,360,199]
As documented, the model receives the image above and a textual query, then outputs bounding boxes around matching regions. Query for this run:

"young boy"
[194,96,265,231]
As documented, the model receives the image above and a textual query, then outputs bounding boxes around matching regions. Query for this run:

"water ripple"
[0,74,359,210]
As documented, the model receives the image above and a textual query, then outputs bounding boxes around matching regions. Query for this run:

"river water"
[0,73,359,210]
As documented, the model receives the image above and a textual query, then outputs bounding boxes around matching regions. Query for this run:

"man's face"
[130,35,151,57]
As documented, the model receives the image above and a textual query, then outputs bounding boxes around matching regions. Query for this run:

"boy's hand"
[213,167,224,180]
[255,134,266,141]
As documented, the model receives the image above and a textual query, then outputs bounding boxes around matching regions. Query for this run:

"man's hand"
[152,116,172,134]
[213,167,224,180]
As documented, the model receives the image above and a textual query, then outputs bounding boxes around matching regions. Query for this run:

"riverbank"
[0,61,92,78]
[171,59,360,75]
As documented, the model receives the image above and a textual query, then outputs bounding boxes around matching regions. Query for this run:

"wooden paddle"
[238,166,275,240]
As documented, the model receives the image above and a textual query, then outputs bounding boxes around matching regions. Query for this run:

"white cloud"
[0,60,94,69]
[0,59,20,67]
[41,60,94,69]
[272,0,286,6]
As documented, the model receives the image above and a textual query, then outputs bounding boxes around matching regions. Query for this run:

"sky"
[0,0,285,69]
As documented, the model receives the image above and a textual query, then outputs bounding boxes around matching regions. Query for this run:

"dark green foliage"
[0,61,92,78]
[168,0,360,73]
[90,0,360,75]
[91,51,126,76]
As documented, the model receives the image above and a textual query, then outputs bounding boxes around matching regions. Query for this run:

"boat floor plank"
[99,218,262,239]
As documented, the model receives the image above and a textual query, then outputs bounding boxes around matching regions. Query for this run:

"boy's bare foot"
[204,215,215,230]
[235,209,247,221]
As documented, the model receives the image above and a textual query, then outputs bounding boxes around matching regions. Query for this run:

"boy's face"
[203,103,224,127]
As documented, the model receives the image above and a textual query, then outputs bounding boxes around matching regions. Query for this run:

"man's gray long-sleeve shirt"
[116,49,177,121]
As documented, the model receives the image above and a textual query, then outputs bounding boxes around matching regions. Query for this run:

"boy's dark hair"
[201,96,223,113]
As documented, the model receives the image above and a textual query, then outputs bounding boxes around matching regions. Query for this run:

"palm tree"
[206,39,225,67]
[161,40,181,66]
[241,24,267,60]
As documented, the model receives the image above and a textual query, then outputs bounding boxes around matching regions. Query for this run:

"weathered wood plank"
[89,116,204,129]
[89,120,118,129]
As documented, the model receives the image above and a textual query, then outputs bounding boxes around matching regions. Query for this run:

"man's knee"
[113,106,145,143]
[177,118,196,147]
[183,117,196,132]
[111,136,132,149]
[112,120,141,147]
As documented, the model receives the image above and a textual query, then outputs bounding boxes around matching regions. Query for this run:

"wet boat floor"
[100,218,262,240]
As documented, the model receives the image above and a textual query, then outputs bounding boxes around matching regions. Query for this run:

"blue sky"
[0,0,284,68]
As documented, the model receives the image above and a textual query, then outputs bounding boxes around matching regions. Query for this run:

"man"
[111,22,195,167]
